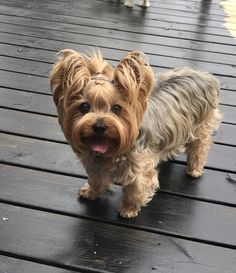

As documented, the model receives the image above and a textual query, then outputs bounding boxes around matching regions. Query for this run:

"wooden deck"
[0,0,236,272]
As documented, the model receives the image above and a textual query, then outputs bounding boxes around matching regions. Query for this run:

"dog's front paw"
[78,184,97,200]
[118,205,140,218]
[186,169,203,178]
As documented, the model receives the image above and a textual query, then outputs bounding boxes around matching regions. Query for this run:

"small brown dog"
[50,50,222,218]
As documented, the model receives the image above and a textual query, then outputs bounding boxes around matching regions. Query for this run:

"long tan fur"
[50,50,223,218]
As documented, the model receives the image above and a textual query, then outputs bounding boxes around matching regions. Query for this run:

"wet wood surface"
[0,0,235,272]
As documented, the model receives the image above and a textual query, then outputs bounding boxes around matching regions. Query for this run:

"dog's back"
[139,68,222,160]
[154,67,220,110]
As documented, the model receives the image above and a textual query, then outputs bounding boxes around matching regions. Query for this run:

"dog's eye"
[79,102,90,114]
[111,105,122,115]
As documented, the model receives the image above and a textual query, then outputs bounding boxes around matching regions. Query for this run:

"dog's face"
[50,49,154,157]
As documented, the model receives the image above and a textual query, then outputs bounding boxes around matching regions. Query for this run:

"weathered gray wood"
[0,132,234,175]
[0,71,49,94]
[0,3,233,37]
[1,88,235,124]
[0,13,236,59]
[0,256,81,273]
[1,203,236,273]
[0,39,235,77]
[0,162,236,247]
[0,107,235,146]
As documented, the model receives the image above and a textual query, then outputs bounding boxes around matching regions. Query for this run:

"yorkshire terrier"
[50,49,222,218]
[124,0,151,8]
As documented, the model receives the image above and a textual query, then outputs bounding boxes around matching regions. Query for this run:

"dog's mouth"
[82,136,114,154]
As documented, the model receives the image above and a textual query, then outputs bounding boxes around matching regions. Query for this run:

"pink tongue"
[90,137,109,154]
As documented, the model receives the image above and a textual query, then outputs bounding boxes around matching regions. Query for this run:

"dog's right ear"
[50,49,90,107]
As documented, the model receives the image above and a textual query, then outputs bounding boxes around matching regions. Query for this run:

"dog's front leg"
[118,151,159,218]
[79,174,110,200]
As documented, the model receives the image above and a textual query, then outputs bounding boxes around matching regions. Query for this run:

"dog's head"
[50,49,154,157]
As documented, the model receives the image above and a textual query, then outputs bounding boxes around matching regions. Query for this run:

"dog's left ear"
[113,51,154,106]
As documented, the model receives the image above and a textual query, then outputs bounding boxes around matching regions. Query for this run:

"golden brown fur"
[50,49,223,218]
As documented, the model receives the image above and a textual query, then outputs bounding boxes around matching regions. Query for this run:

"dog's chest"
[83,155,128,182]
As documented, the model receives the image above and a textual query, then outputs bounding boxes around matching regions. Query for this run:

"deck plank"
[1,132,235,174]
[1,203,236,273]
[1,32,235,67]
[0,0,233,27]
[0,4,233,37]
[0,256,80,273]
[0,86,235,124]
[0,107,235,146]
[0,55,236,92]
[0,12,236,48]
[0,70,49,94]
[0,133,235,201]
[0,34,235,76]
[0,164,236,247]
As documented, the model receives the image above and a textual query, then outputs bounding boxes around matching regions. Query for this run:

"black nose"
[92,119,107,134]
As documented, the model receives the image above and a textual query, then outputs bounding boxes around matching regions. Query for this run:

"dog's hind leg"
[185,134,213,178]
[185,109,222,178]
